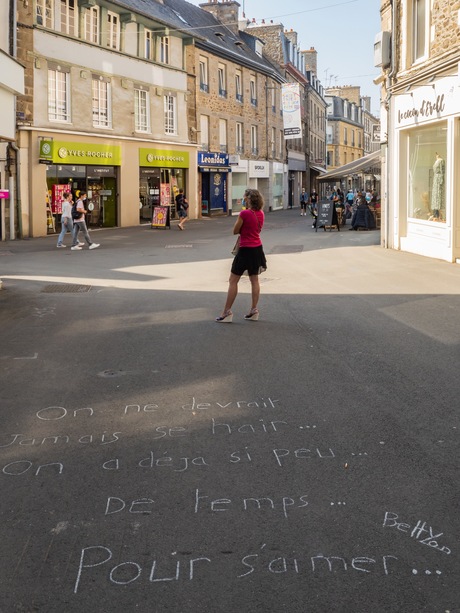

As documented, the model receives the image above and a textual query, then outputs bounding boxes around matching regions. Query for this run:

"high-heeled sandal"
[215,310,233,323]
[244,308,259,321]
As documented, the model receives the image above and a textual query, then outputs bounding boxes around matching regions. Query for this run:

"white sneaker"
[71,245,82,250]
[57,244,66,248]
[89,243,100,250]
[77,241,85,246]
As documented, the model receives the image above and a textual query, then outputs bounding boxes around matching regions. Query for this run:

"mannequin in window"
[430,153,445,219]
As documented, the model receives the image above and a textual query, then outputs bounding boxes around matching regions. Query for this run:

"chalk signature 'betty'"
[383,511,451,555]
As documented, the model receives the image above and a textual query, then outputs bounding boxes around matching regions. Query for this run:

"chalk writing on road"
[383,512,451,555]
[73,544,404,594]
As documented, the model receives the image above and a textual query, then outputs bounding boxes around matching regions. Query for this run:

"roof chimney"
[199,0,242,35]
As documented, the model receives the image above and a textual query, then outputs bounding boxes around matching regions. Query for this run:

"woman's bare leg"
[249,274,260,310]
[222,273,240,313]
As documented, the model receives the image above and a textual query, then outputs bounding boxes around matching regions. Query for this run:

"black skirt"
[231,245,267,276]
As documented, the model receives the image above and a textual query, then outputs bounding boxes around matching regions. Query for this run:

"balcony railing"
[236,93,243,103]
[219,88,227,98]
[200,82,209,93]
[250,98,257,107]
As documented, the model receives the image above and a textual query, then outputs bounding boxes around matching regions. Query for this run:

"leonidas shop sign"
[395,76,459,128]
[39,139,121,165]
[140,148,189,168]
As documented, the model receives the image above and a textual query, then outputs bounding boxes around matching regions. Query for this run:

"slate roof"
[109,0,284,81]
[106,0,191,32]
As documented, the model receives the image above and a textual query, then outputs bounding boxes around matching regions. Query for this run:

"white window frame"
[412,0,429,63]
[236,121,243,153]
[48,67,70,122]
[235,71,242,102]
[36,0,53,27]
[84,6,99,44]
[159,36,170,64]
[164,94,176,135]
[219,119,227,152]
[250,76,257,106]
[106,11,120,50]
[218,64,226,97]
[60,0,77,36]
[92,76,112,128]
[271,127,276,157]
[145,29,154,60]
[199,57,208,93]
[251,125,258,155]
[134,87,150,133]
[200,115,209,150]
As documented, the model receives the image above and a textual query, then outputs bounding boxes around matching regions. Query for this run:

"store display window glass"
[272,172,283,208]
[231,173,247,213]
[407,122,447,223]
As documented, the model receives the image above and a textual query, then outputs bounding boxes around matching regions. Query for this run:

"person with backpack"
[175,188,189,230]
[56,191,74,248]
[70,192,100,250]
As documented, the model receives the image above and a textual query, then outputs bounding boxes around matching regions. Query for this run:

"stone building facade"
[14,0,199,237]
[180,0,285,214]
[247,23,327,206]
[377,0,460,262]
[0,0,25,241]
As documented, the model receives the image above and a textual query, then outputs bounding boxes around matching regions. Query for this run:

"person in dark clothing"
[349,197,376,230]
[175,188,189,230]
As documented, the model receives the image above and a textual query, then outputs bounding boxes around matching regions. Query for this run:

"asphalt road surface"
[0,210,459,612]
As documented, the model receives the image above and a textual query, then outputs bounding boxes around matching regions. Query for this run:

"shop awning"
[317,150,381,181]
[310,164,326,173]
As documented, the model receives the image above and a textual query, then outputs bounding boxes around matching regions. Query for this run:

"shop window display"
[408,122,447,223]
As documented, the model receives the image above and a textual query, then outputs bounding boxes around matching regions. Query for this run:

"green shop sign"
[39,139,121,165]
[140,148,189,169]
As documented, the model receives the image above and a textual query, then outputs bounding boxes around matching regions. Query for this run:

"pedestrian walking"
[70,192,100,251]
[175,188,189,230]
[216,188,267,323]
[56,192,73,248]
[300,188,309,216]
[309,190,318,227]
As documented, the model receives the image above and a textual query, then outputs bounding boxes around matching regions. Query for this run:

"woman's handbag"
[231,235,240,255]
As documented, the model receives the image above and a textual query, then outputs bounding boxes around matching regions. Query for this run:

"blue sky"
[186,0,381,115]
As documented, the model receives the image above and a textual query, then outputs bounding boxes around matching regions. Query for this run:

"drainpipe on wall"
[7,0,23,240]
[8,143,22,239]
[383,0,397,249]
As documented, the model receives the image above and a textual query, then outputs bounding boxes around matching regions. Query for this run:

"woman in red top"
[216,189,267,323]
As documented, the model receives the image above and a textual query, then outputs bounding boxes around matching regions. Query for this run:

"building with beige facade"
[377,0,460,262]
[15,0,198,238]
[247,22,327,206]
[175,0,285,215]
[0,0,25,241]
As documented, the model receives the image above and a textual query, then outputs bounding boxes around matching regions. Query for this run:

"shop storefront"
[229,157,248,215]
[229,159,285,215]
[287,152,306,209]
[139,148,190,223]
[198,152,230,216]
[248,161,270,210]
[272,162,284,210]
[39,139,121,232]
[391,76,460,262]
